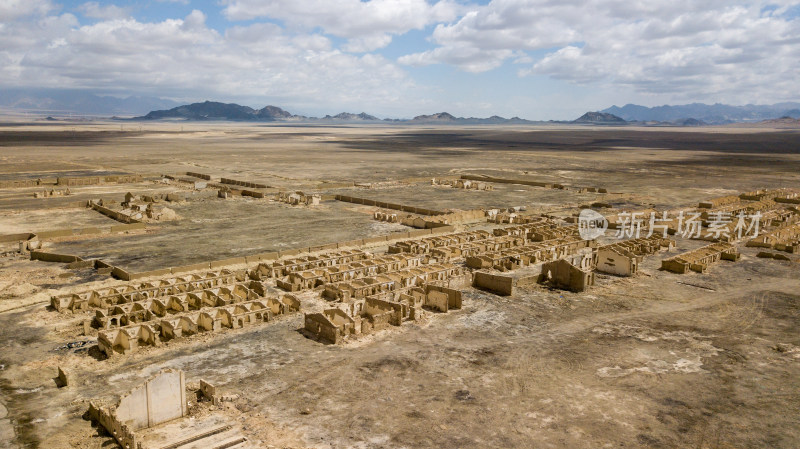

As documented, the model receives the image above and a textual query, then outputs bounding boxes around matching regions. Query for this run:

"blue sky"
[1,0,799,119]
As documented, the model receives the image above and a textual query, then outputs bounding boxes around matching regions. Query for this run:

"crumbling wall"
[88,402,138,449]
[89,369,186,449]
[335,194,445,216]
[541,259,594,292]
[30,251,83,263]
[55,174,142,186]
[596,247,636,276]
[473,271,514,296]
[0,179,50,188]
[459,175,605,193]
[241,190,265,198]
[34,229,74,239]
[364,297,403,325]
[395,210,484,229]
[220,178,267,189]
[432,178,494,190]
[91,203,142,224]
[57,176,101,186]
[57,367,70,388]
[461,174,550,188]
[304,313,341,344]
[424,290,449,312]
[186,172,212,180]
[0,232,36,243]
[698,195,740,209]
[425,285,462,309]
[1,222,146,250]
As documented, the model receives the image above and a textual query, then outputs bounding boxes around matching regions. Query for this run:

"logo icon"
[578,209,608,240]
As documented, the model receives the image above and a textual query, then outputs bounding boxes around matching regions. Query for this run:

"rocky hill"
[411,112,457,122]
[322,112,379,121]
[138,101,296,121]
[255,105,293,120]
[750,116,800,128]
[671,118,707,126]
[573,112,626,124]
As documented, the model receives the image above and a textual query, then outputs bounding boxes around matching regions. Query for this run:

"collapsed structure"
[96,292,298,357]
[120,192,178,222]
[596,236,676,276]
[431,178,494,190]
[485,207,538,224]
[89,369,187,448]
[746,220,800,253]
[463,225,674,294]
[33,188,71,198]
[661,242,740,274]
[540,254,596,292]
[305,285,463,344]
[275,252,424,292]
[374,209,485,229]
[275,191,321,206]
[52,269,300,357]
[89,369,247,449]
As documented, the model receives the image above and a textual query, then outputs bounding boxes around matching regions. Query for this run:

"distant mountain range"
[137,101,372,122]
[0,88,180,116]
[135,101,800,126]
[136,101,800,126]
[401,112,535,125]
[2,89,799,126]
[602,102,800,124]
[134,101,540,124]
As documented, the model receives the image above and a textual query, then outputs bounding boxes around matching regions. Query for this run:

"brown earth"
[0,122,798,449]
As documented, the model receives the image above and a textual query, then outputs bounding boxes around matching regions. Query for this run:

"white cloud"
[341,34,394,53]
[1,0,798,115]
[399,0,800,103]
[399,1,582,70]
[78,2,131,20]
[0,9,411,112]
[221,0,464,51]
[0,0,55,21]
[400,45,514,72]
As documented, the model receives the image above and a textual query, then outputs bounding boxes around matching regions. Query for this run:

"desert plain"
[0,121,798,448]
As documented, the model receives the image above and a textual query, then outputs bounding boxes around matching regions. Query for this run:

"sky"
[1,0,799,120]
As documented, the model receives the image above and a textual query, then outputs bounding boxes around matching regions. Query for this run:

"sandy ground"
[47,197,410,272]
[0,122,798,449]
[0,209,120,235]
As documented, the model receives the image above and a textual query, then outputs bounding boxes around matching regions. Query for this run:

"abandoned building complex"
[25,176,800,349]
[1,162,798,449]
